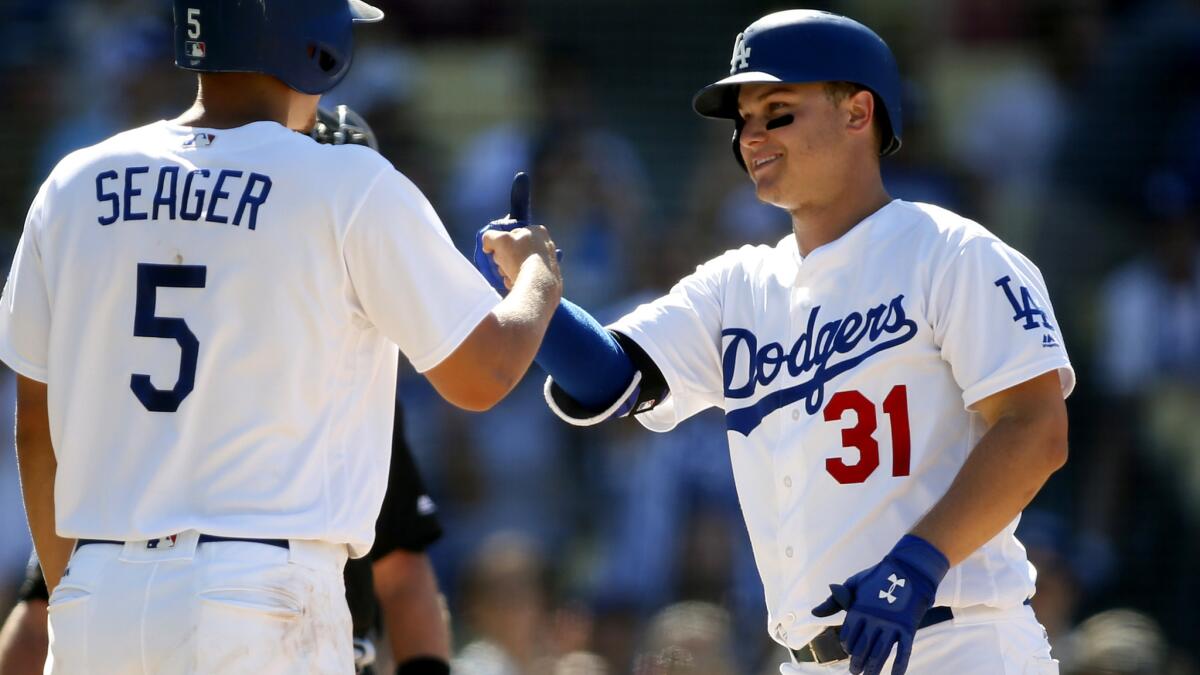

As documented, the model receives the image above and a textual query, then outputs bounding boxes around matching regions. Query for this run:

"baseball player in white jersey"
[0,1,562,673]
[477,10,1071,675]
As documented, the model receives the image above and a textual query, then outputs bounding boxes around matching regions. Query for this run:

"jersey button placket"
[779,282,812,568]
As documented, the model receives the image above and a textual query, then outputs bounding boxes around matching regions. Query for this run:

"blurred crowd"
[1,0,1199,673]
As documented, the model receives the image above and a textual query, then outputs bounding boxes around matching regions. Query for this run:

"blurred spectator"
[1084,168,1200,654]
[400,375,575,611]
[881,82,968,216]
[1041,0,1200,311]
[453,532,555,675]
[444,45,652,308]
[554,651,609,675]
[1099,171,1200,396]
[586,408,766,671]
[1062,608,1196,675]
[633,601,738,675]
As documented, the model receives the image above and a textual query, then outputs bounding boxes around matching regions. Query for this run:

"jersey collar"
[787,199,901,285]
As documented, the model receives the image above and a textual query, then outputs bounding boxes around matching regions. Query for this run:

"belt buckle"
[790,639,824,665]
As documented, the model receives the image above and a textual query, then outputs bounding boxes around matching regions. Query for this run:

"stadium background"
[0,0,1198,673]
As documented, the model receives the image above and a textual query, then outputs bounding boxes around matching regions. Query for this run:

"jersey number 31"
[823,385,911,484]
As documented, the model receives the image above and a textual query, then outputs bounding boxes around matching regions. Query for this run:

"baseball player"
[478,10,1071,675]
[0,1,561,672]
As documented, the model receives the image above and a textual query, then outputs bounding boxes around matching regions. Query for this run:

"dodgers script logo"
[722,294,917,436]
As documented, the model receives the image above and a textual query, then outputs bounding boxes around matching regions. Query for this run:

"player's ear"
[844,89,875,135]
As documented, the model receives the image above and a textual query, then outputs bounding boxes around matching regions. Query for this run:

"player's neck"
[172,74,315,131]
[788,181,892,258]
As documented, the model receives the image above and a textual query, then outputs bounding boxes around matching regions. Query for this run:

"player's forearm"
[910,407,1067,566]
[487,255,562,373]
[426,257,560,410]
[15,377,73,591]
[373,552,451,662]
[536,299,635,410]
[0,600,49,675]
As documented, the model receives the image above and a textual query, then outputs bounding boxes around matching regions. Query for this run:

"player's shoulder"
[694,239,786,283]
[885,199,1008,259]
[43,121,169,186]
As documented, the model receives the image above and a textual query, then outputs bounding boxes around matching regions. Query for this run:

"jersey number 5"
[131,263,207,413]
[822,385,911,484]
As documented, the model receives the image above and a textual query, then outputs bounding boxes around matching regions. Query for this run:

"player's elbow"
[1033,403,1070,476]
[432,381,507,412]
[446,388,507,413]
[427,365,519,412]
[423,312,535,411]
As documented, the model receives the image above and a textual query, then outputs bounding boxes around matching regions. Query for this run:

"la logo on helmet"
[729,32,751,73]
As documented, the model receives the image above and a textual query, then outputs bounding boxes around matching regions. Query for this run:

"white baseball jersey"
[0,120,499,556]
[552,199,1073,649]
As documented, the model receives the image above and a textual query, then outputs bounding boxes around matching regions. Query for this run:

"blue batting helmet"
[173,0,384,95]
[693,10,904,166]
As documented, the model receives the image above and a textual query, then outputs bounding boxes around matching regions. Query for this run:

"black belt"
[76,534,290,551]
[791,599,1032,664]
[790,606,954,664]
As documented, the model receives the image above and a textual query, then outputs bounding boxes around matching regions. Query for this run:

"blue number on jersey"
[131,263,207,412]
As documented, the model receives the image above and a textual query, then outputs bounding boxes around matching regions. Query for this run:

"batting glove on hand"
[473,172,531,295]
[473,172,562,294]
[811,534,950,675]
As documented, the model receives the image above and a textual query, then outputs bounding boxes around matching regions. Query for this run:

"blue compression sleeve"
[535,299,636,411]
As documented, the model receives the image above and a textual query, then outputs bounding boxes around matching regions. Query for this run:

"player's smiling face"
[736,82,864,210]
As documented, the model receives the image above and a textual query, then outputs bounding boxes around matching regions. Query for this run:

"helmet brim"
[349,0,384,23]
[692,71,783,119]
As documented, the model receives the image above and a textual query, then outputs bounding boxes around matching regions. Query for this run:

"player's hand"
[811,535,949,675]
[473,172,561,295]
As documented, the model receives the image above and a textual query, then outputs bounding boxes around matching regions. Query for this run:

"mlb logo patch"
[183,132,216,148]
[185,41,206,59]
[147,534,179,549]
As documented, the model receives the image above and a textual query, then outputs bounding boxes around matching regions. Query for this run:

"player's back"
[14,120,460,553]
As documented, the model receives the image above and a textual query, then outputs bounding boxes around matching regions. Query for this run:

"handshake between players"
[473,172,560,296]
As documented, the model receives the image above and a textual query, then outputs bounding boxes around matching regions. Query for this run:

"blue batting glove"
[472,172,530,295]
[811,534,950,675]
[472,172,562,295]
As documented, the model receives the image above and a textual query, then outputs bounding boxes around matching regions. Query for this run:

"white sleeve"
[0,183,51,382]
[607,256,731,432]
[929,237,1075,409]
[343,170,500,373]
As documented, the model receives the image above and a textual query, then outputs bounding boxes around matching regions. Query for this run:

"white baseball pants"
[45,530,352,674]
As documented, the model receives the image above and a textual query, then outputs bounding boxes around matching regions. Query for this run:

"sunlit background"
[1,1,1198,673]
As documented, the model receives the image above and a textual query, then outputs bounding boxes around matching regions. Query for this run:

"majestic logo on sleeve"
[722,294,918,436]
[994,276,1054,331]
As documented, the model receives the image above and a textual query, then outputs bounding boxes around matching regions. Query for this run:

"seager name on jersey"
[96,165,273,230]
[722,293,918,436]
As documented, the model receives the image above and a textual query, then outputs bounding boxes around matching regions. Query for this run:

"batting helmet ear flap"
[732,116,747,172]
